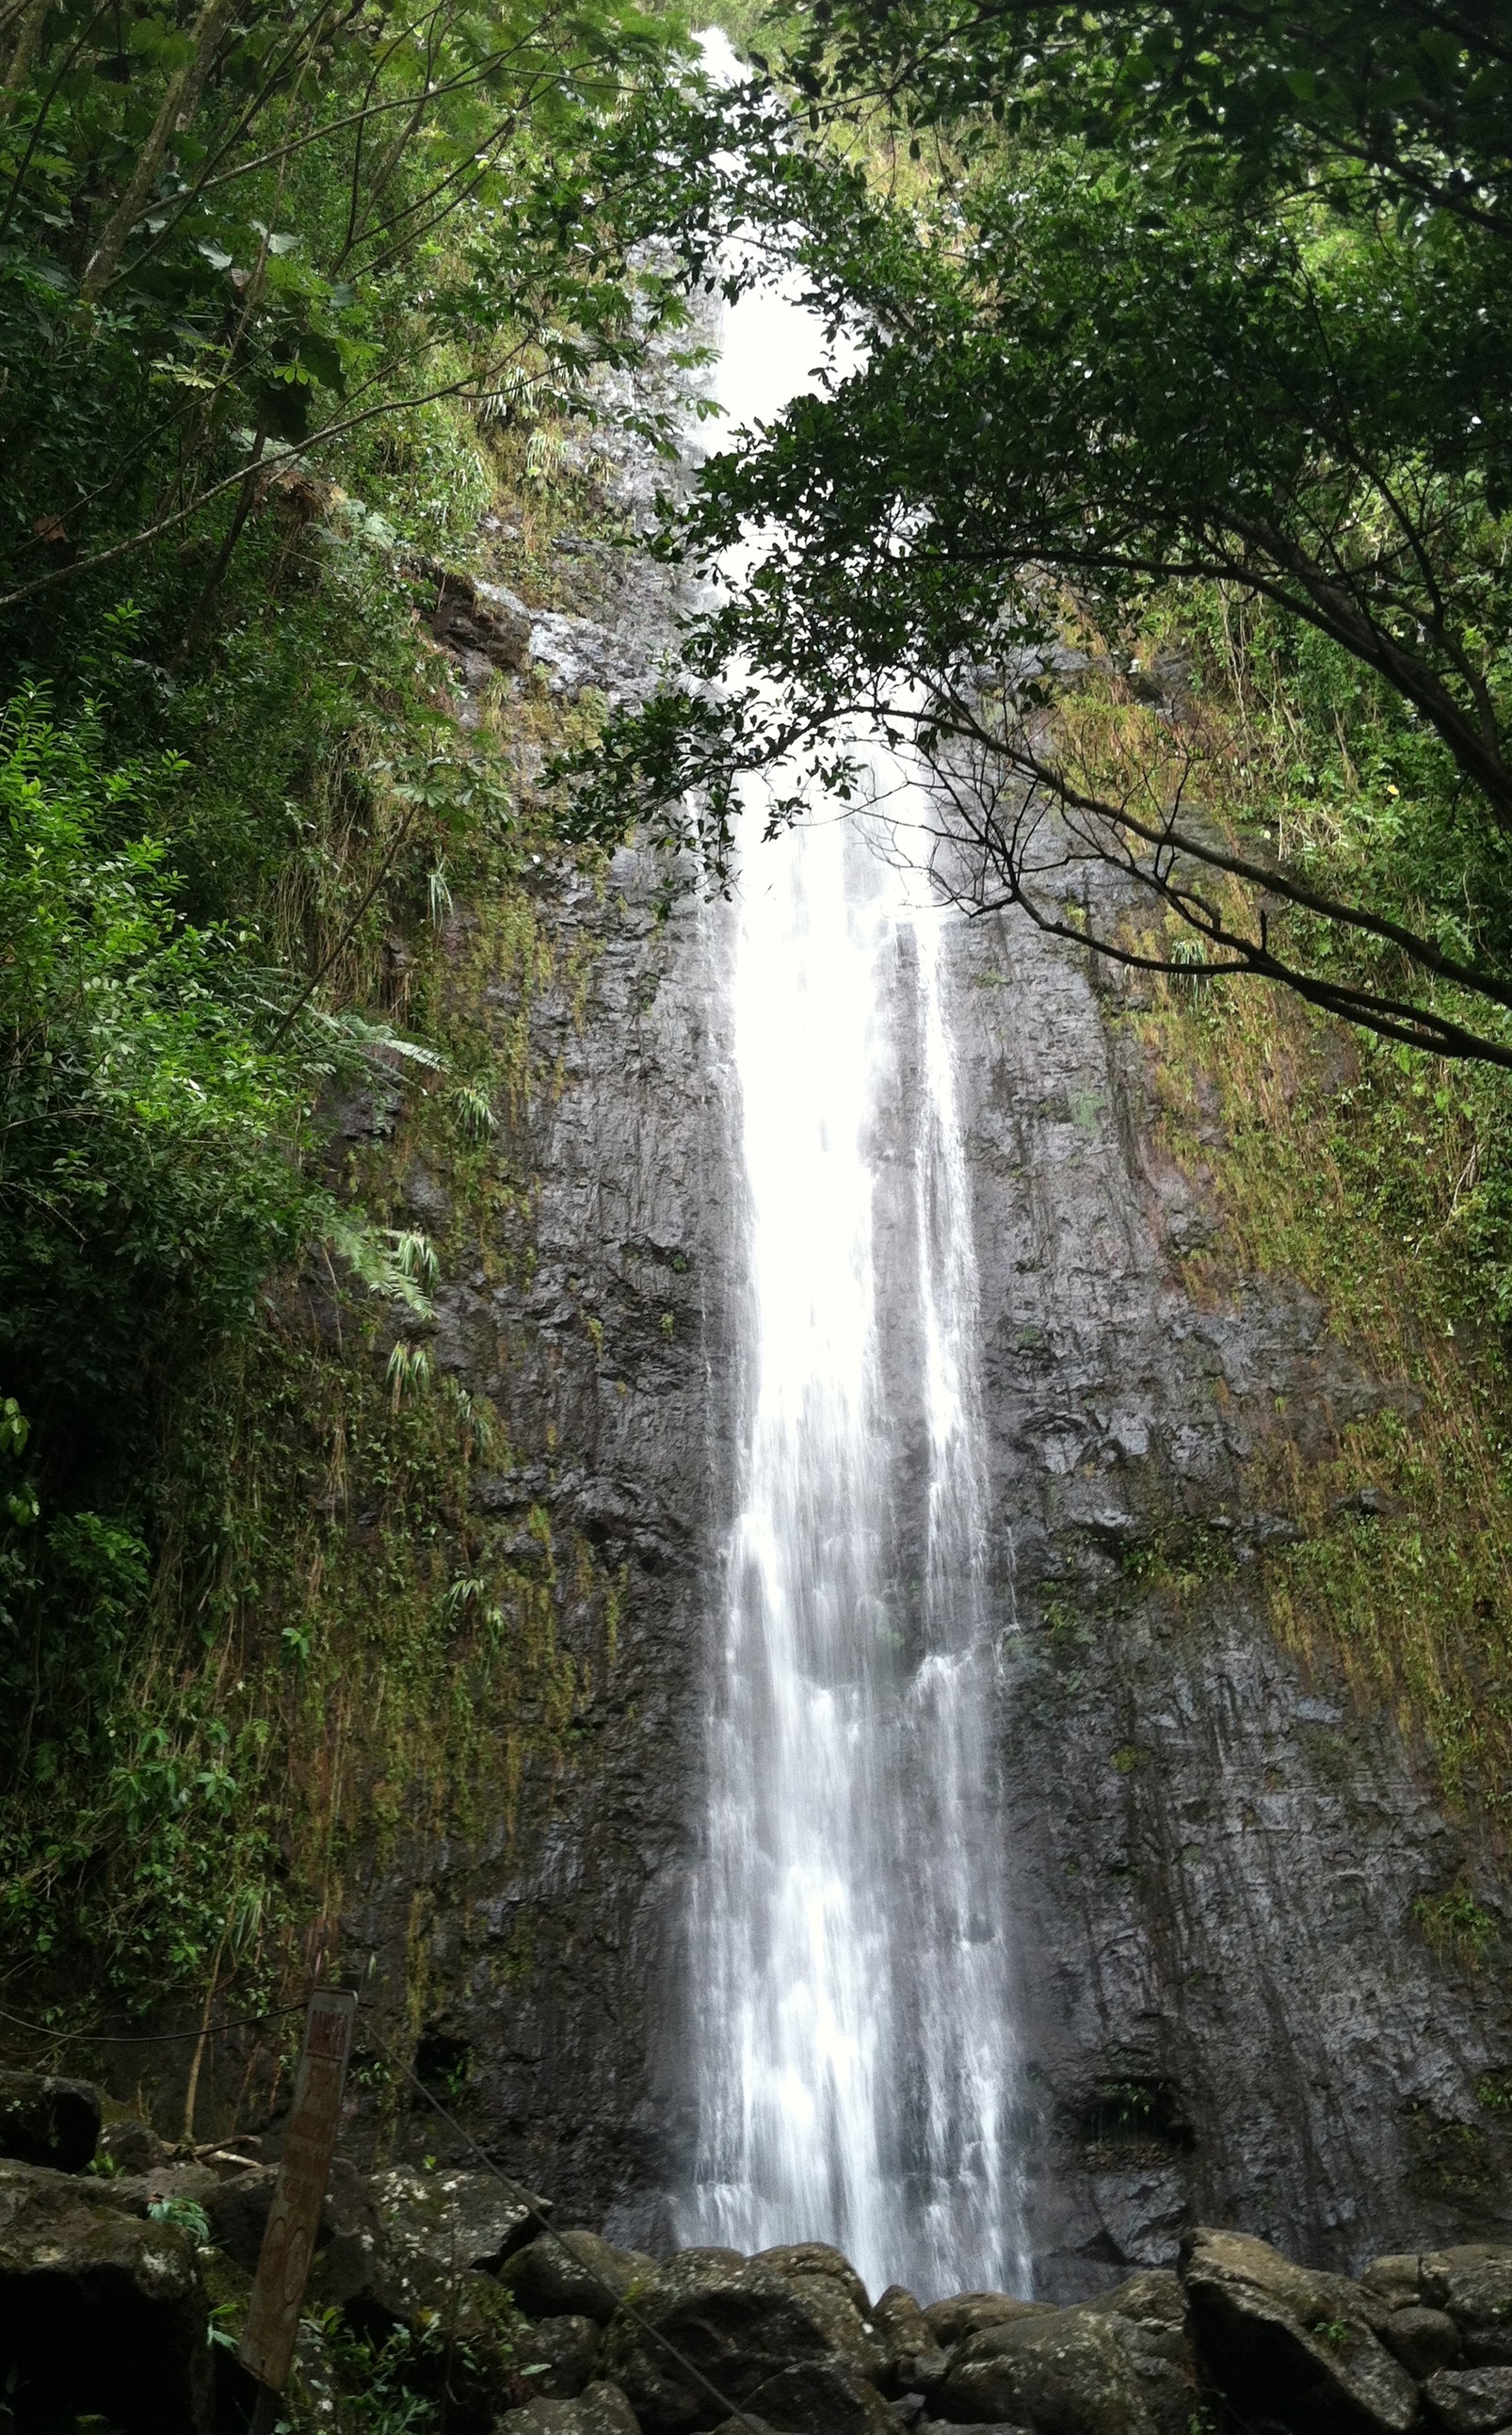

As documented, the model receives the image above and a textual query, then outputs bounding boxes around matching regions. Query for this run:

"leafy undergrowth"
[0,377,635,2058]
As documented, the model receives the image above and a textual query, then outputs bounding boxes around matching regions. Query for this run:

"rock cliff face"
[941,896,1512,2292]
[339,321,741,2224]
[344,344,1511,2292]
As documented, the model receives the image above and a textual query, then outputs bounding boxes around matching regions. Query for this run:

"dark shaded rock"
[203,2153,392,2311]
[871,2285,946,2393]
[1380,2308,1464,2380]
[96,2115,168,2175]
[500,2383,642,2435]
[0,2071,101,2172]
[1085,2272,1195,2435]
[518,2312,604,2398]
[1421,2250,1512,2366]
[1422,2366,1512,2434]
[924,2294,1056,2348]
[752,2246,884,2381]
[0,2157,209,2433]
[599,2250,893,2434]
[110,2159,225,2220]
[309,2168,400,2321]
[937,2304,1155,2433]
[429,569,532,670]
[203,2164,281,2273]
[504,2229,658,2326]
[1181,2227,1419,2434]
[919,2425,1032,2435]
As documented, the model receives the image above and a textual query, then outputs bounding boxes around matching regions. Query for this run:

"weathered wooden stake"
[240,1986,357,2426]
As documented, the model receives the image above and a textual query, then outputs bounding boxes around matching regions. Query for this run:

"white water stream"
[677,71,1026,2298]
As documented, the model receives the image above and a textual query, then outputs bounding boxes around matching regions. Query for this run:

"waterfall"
[677,96,1026,2300]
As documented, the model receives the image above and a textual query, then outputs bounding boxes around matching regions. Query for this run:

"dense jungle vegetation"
[4,0,1512,2069]
[0,0,706,2025]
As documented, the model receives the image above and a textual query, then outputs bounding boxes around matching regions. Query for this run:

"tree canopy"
[574,0,1512,1066]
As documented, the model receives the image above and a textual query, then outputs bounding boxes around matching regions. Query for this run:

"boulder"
[1421,2250,1512,2367]
[870,2283,947,2393]
[0,2157,209,2433]
[96,2115,168,2175]
[201,2163,281,2273]
[373,2162,545,2277]
[919,2425,1035,2435]
[751,2244,885,2381]
[517,2312,604,2398]
[925,2292,1056,2348]
[315,2158,399,2316]
[1380,2309,1464,2381]
[1421,2366,1512,2435]
[1085,2272,1196,2435]
[0,2070,101,2172]
[937,2304,1156,2434]
[753,2243,870,2316]
[1361,2259,1427,2313]
[598,2249,893,2434]
[500,2383,642,2435]
[204,2154,393,2314]
[1181,2227,1419,2434]
[504,2228,659,2327]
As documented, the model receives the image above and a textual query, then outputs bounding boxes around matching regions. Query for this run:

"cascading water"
[678,102,1027,2299]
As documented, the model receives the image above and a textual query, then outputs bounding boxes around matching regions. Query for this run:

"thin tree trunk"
[0,0,52,123]
[79,0,233,301]
[169,419,267,668]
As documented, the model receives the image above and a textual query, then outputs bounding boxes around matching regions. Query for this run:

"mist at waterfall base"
[677,38,1029,2305]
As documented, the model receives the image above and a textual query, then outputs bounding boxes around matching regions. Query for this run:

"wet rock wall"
[341,346,1511,2285]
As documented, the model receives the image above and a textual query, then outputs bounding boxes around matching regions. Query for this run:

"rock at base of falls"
[0,2067,103,2173]
[1421,2367,1512,2435]
[923,2293,1059,2348]
[596,2249,896,2434]
[515,2312,606,2397]
[1181,2226,1421,2433]
[503,2227,660,2326]
[937,2305,1159,2435]
[7,2085,1512,2435]
[501,2383,643,2435]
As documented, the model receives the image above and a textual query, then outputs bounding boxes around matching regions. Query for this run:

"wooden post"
[239,1988,357,2419]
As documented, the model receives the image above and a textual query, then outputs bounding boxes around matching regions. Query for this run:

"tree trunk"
[79,0,233,301]
[0,0,54,124]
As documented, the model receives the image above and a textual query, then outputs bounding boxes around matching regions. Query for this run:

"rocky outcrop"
[1181,2226,1419,2432]
[0,2157,210,2434]
[1424,2367,1512,2434]
[501,2388,642,2435]
[2,2116,1510,2435]
[597,2248,894,2434]
[517,2311,606,2396]
[937,2303,1155,2433]
[0,2068,102,2171]
[505,2228,659,2325]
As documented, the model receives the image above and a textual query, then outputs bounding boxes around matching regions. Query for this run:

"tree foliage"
[0,0,697,2006]
[573,1,1512,1065]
